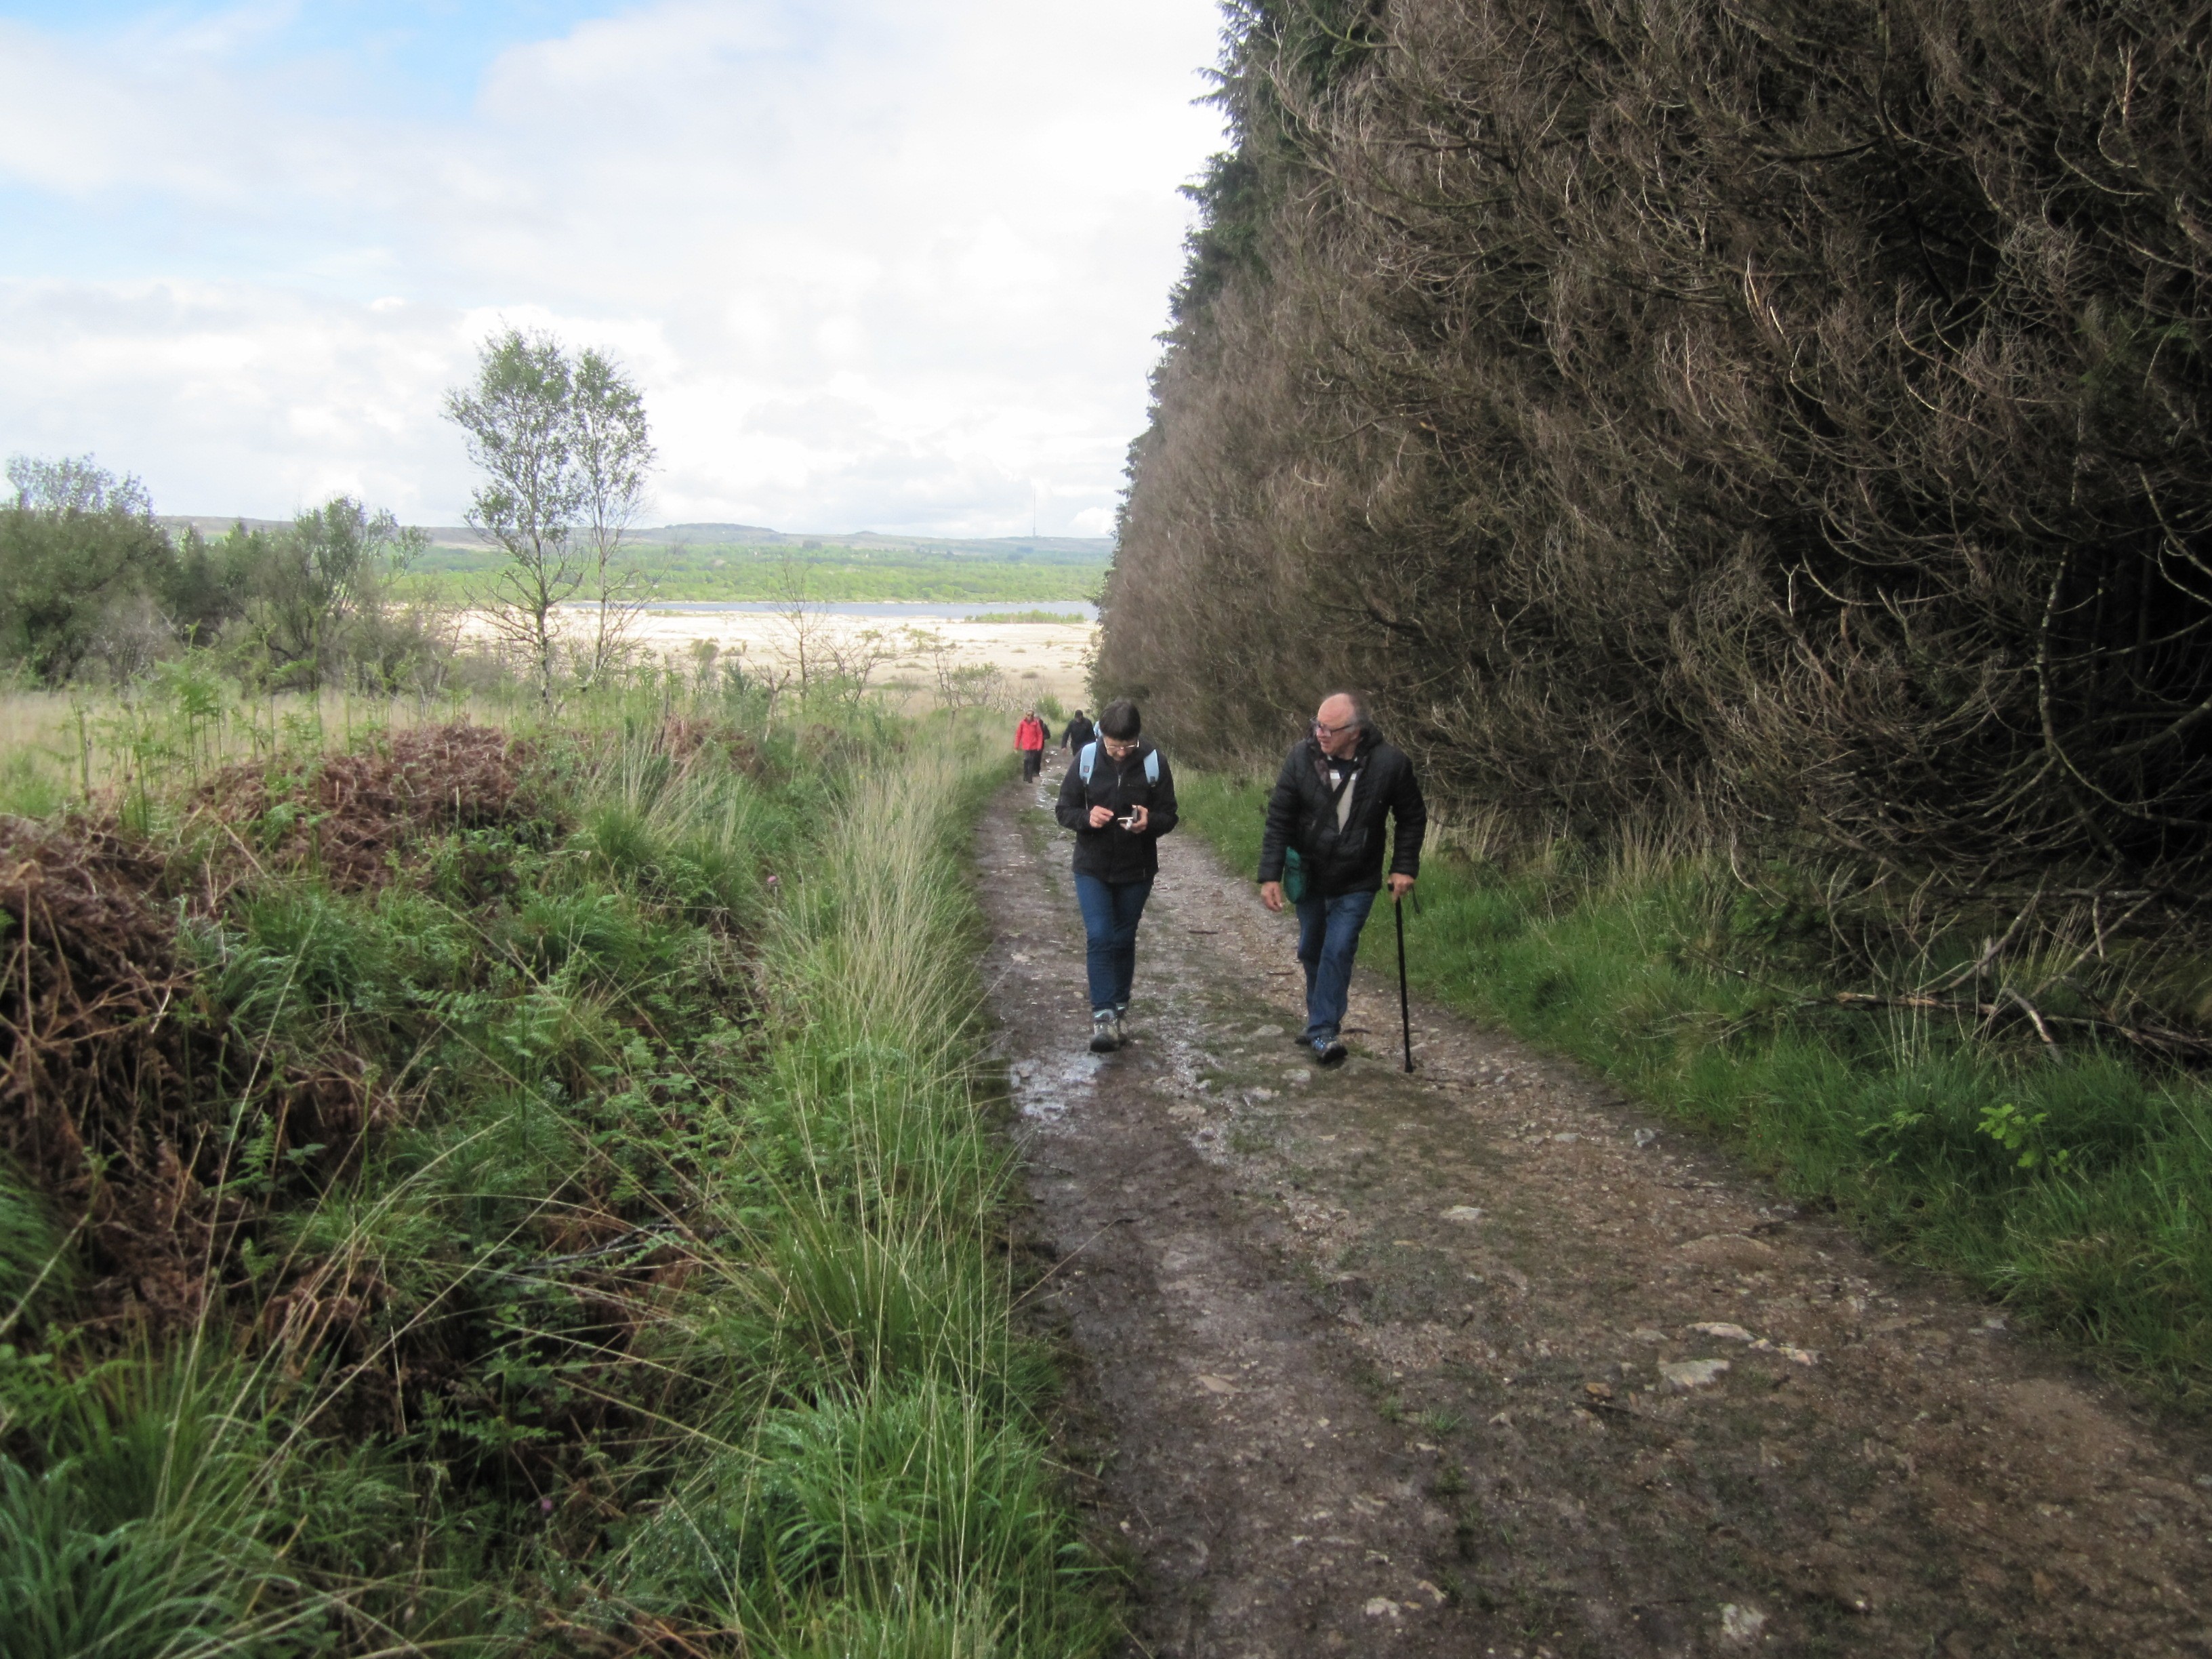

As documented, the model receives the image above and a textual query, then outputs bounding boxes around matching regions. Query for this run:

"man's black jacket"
[1256,731,1425,898]
[1062,714,1096,752]
[1055,740,1177,883]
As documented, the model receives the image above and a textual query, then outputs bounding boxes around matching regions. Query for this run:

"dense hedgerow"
[1107,0,2212,894]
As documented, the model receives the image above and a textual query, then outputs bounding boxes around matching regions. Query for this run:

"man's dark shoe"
[1315,1038,1349,1068]
[1089,1013,1120,1054]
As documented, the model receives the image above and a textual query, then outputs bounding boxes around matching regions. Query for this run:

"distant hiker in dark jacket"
[1062,709,1095,754]
[1054,698,1178,1052]
[1015,710,1051,781]
[1256,691,1426,1067]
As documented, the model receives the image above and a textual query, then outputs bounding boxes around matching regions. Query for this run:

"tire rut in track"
[978,768,2212,1658]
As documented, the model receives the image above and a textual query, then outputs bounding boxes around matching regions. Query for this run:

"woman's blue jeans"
[1296,888,1377,1043]
[1073,874,1153,1014]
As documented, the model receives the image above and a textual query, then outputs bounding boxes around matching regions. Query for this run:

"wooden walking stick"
[1395,890,1414,1073]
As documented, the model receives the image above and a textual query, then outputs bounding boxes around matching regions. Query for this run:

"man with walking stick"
[1257,691,1426,1067]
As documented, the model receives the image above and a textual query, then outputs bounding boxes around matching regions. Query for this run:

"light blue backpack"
[1078,741,1160,785]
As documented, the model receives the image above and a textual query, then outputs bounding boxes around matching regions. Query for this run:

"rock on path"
[979,768,2212,1658]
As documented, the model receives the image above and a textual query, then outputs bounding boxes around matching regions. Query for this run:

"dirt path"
[978,767,2212,1658]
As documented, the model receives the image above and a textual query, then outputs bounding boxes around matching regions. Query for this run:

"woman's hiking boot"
[1313,1036,1349,1068]
[1089,1011,1120,1053]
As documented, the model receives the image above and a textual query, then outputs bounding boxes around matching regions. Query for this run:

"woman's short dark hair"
[1099,699,1141,740]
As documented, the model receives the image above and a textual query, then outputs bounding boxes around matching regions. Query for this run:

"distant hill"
[650,524,1111,559]
[162,516,295,539]
[160,516,1111,565]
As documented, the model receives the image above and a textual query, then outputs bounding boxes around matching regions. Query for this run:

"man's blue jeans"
[1073,874,1153,1014]
[1296,888,1377,1044]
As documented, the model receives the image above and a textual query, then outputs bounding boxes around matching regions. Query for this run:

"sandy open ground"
[0,607,1095,800]
[460,605,1099,710]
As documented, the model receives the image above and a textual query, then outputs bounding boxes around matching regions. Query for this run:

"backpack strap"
[1080,741,1098,783]
[1145,750,1160,785]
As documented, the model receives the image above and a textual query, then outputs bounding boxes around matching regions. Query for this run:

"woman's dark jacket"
[1256,731,1426,898]
[1054,740,1177,883]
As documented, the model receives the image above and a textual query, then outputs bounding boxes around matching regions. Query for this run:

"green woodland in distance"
[408,539,1110,605]
[157,518,1115,606]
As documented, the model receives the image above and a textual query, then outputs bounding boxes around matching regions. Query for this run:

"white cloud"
[0,0,1225,533]
[0,279,480,518]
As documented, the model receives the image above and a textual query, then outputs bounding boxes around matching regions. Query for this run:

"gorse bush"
[0,459,173,683]
[1,452,446,693]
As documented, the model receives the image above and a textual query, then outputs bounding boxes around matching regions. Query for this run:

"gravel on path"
[978,766,2212,1658]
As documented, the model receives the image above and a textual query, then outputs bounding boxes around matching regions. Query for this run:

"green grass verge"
[1,703,1112,1654]
[1175,771,2212,1399]
[401,550,1106,605]
[624,724,1113,1652]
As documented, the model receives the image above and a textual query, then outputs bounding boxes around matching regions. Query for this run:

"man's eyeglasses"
[1311,718,1356,737]
[1101,738,1139,757]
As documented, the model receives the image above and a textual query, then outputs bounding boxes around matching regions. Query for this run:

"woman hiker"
[1054,698,1177,1052]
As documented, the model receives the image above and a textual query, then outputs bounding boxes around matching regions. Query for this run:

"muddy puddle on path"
[976,769,2212,1659]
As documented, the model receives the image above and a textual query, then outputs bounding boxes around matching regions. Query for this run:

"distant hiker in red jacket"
[1015,710,1051,781]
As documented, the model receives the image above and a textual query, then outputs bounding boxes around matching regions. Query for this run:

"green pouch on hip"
[1282,846,1307,903]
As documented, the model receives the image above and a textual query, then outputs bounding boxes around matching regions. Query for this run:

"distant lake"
[624,600,1099,622]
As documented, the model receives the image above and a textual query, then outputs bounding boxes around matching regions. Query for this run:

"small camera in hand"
[1116,812,1140,830]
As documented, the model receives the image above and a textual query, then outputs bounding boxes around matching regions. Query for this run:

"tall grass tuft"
[613,723,1109,1650]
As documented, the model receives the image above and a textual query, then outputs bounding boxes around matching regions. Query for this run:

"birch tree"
[571,348,655,688]
[444,328,655,705]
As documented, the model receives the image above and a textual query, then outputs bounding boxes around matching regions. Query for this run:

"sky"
[0,0,1227,535]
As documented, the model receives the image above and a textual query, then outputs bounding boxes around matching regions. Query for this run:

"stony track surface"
[979,766,2212,1658]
